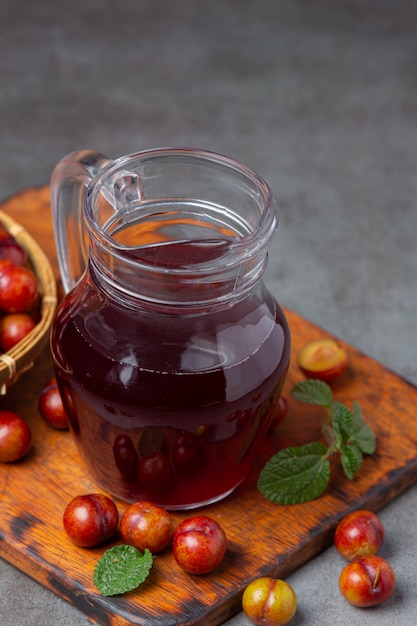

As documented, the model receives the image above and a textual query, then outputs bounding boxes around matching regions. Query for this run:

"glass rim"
[84,146,278,275]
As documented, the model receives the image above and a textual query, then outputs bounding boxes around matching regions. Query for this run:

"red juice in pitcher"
[50,147,291,509]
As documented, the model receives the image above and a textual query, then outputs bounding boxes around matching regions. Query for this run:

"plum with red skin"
[334,509,385,561]
[138,451,174,493]
[39,378,69,430]
[0,312,36,351]
[0,260,38,313]
[0,241,27,266]
[113,433,139,481]
[172,432,199,475]
[339,554,395,607]
[0,410,32,462]
[172,515,227,574]
[242,577,297,626]
[63,494,119,547]
[120,501,173,553]
[0,226,27,265]
[298,338,347,383]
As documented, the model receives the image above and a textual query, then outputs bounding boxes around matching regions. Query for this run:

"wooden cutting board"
[1,186,417,626]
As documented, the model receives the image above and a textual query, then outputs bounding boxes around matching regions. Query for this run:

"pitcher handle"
[50,150,111,294]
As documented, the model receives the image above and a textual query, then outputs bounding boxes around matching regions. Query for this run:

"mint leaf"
[351,401,376,454]
[291,379,333,408]
[332,402,354,445]
[351,422,376,455]
[94,545,153,596]
[351,400,364,430]
[258,442,330,504]
[340,442,363,480]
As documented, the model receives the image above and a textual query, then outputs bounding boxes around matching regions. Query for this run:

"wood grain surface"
[1,186,417,626]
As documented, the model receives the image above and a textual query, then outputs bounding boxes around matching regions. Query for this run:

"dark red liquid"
[51,268,290,509]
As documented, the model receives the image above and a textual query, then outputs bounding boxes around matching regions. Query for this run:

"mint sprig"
[258,379,376,504]
[93,545,153,596]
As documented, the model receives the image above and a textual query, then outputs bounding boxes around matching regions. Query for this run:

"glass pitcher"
[50,147,290,510]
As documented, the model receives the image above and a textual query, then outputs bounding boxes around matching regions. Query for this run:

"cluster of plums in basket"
[0,222,68,462]
[0,222,40,352]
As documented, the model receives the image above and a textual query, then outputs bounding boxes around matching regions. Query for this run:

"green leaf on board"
[258,442,330,504]
[94,545,153,597]
[340,442,363,480]
[290,379,333,408]
[351,401,376,454]
[332,401,354,446]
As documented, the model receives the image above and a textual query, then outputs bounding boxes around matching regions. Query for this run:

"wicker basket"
[0,209,57,394]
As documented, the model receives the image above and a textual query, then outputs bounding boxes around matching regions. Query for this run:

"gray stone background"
[1,1,416,624]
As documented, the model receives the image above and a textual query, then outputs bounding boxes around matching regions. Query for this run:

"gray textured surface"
[1,1,417,624]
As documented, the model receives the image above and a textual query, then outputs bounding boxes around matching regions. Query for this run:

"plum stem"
[373,565,382,588]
